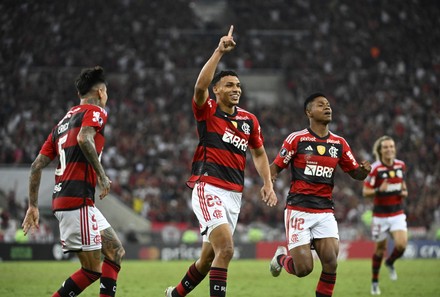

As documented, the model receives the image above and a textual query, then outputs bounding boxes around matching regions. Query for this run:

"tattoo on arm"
[78,126,106,178]
[29,154,52,207]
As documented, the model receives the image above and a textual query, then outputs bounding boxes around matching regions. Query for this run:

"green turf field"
[0,259,438,296]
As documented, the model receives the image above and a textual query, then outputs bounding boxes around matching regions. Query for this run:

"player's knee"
[216,245,234,262]
[294,263,313,277]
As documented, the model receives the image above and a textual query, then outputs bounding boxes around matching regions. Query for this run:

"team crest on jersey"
[389,170,395,178]
[317,145,326,155]
[241,122,250,135]
[231,121,238,128]
[328,146,338,158]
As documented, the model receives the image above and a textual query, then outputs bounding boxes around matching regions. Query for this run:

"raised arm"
[194,25,236,106]
[77,126,111,199]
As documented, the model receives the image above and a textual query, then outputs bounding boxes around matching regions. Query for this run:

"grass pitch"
[0,259,439,296]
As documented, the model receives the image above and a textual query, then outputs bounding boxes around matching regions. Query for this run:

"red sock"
[372,254,382,282]
[100,258,121,297]
[174,262,206,297]
[316,272,336,297]
[385,248,404,266]
[52,268,101,297]
[279,254,296,275]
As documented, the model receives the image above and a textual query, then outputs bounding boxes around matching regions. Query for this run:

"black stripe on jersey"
[194,160,244,185]
[53,180,96,200]
[64,145,88,164]
[373,204,403,215]
[287,193,334,210]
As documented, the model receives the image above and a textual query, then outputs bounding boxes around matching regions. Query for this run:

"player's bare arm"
[349,160,371,180]
[269,163,283,183]
[77,126,111,199]
[22,153,52,235]
[194,25,236,106]
[251,146,278,207]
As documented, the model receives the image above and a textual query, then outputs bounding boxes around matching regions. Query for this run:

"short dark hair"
[75,66,107,96]
[304,92,326,114]
[211,70,239,86]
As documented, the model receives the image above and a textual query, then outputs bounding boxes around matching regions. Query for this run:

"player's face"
[380,139,396,161]
[309,97,332,124]
[215,75,241,108]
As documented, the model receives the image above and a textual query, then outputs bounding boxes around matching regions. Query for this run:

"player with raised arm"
[21,66,125,297]
[269,93,371,297]
[165,25,277,297]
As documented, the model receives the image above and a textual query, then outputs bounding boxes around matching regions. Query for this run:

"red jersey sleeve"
[338,138,359,172]
[81,105,107,132]
[39,132,57,160]
[273,138,295,170]
[192,97,215,121]
[248,115,264,149]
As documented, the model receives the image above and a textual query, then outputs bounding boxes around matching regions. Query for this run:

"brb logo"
[304,164,334,178]
[222,130,248,151]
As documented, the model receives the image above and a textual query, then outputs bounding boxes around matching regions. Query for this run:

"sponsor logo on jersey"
[57,122,69,134]
[92,111,103,126]
[280,148,294,164]
[304,164,334,178]
[317,145,326,155]
[222,130,248,151]
[305,145,313,151]
[53,183,62,193]
[385,182,402,192]
[346,151,357,166]
[327,139,341,144]
[300,136,316,142]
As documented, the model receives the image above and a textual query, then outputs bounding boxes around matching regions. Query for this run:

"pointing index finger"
[227,25,234,37]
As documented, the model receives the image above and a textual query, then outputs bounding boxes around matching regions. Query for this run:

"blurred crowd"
[1,0,439,242]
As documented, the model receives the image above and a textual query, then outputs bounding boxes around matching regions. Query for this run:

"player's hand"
[359,160,371,173]
[218,25,236,53]
[22,206,40,235]
[261,184,278,207]
[98,175,112,199]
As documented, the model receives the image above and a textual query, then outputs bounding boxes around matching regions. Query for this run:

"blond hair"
[372,135,394,162]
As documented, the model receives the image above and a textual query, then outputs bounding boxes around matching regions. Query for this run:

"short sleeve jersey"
[273,128,359,212]
[364,159,406,217]
[187,98,264,192]
[40,104,107,211]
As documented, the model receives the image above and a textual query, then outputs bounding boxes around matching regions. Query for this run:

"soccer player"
[165,25,278,297]
[269,93,371,297]
[363,135,408,295]
[21,66,125,297]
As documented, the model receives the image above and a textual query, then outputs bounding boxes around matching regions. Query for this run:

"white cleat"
[164,286,174,297]
[385,262,398,281]
[371,282,381,295]
[269,246,287,277]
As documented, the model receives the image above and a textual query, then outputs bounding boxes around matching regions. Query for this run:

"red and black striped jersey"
[364,159,406,217]
[273,128,359,213]
[40,104,107,211]
[187,98,264,192]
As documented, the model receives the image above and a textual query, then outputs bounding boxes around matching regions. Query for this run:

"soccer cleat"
[371,282,381,295]
[269,245,287,277]
[164,286,174,297]
[385,261,398,281]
